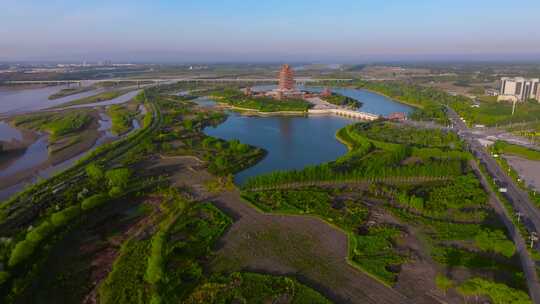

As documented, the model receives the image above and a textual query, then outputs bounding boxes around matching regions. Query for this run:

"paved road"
[446,107,540,303]
[447,107,540,235]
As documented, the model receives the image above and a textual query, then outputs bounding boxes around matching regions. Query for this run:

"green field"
[493,140,540,161]
[54,90,128,108]
[453,99,540,127]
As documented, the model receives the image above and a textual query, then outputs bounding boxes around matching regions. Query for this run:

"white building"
[498,77,539,102]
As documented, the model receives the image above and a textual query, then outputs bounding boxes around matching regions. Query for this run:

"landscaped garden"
[211,89,312,112]
[241,120,531,303]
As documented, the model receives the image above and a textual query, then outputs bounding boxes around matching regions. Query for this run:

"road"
[4,77,353,86]
[446,107,540,303]
[447,107,540,235]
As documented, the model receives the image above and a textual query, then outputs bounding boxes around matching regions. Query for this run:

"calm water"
[0,85,140,115]
[201,87,414,184]
[0,121,23,141]
[0,85,102,114]
[308,87,413,116]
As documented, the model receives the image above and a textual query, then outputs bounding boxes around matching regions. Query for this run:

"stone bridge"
[308,108,380,121]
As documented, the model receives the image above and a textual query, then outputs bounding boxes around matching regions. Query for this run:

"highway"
[446,106,540,303]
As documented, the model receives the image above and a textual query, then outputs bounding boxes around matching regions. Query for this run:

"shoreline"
[215,102,308,117]
[300,84,422,110]
[0,112,104,192]
[358,88,423,110]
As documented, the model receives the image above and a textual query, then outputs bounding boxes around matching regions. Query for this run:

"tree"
[183,119,193,131]
[8,240,36,267]
[86,164,104,184]
[475,229,516,258]
[202,137,215,149]
[435,274,453,295]
[26,221,54,243]
[105,168,131,190]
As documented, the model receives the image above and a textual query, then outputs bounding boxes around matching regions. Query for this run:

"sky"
[1,0,540,63]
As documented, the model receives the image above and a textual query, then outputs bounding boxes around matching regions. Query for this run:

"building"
[278,64,295,91]
[498,77,539,102]
[321,87,332,97]
[387,112,407,122]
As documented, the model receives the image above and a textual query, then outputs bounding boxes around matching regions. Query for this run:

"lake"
[201,87,413,184]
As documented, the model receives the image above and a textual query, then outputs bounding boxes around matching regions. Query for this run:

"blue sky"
[1,0,540,62]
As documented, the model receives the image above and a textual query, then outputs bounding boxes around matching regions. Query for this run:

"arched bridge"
[308,109,380,121]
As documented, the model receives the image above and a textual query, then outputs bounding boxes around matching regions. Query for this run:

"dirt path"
[208,190,411,304]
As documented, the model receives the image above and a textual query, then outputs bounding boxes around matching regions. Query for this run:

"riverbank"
[362,88,423,109]
[51,89,131,108]
[0,110,110,193]
[0,128,40,171]
[215,102,307,116]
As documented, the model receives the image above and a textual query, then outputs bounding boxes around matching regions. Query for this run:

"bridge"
[308,108,380,121]
[4,78,352,86]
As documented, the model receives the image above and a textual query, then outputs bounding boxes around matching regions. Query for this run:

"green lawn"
[494,141,540,161]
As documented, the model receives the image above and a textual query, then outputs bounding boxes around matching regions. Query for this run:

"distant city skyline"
[2,0,540,62]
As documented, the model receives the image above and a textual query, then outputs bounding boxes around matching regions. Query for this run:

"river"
[200,86,413,184]
[0,85,140,115]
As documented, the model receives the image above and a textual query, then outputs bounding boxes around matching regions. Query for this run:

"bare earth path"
[208,190,411,304]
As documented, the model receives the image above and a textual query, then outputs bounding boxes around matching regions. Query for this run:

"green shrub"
[81,193,110,211]
[0,271,10,284]
[457,278,531,304]
[435,274,454,294]
[86,163,104,182]
[8,240,37,267]
[51,205,81,227]
[145,231,166,284]
[475,229,516,258]
[106,168,131,189]
[26,221,55,243]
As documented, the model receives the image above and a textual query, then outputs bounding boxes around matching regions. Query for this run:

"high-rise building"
[278,64,295,91]
[499,77,539,102]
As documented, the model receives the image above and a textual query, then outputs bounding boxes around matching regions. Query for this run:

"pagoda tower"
[278,64,295,91]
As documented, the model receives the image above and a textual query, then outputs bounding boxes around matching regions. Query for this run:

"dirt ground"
[156,156,445,304]
[504,155,540,192]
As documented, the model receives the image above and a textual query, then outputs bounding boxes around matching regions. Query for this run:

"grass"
[352,225,405,283]
[107,105,136,135]
[211,89,311,112]
[184,272,331,304]
[455,99,540,127]
[98,240,151,304]
[494,140,540,161]
[13,111,93,141]
[322,93,361,109]
[242,189,403,284]
[48,86,95,100]
[54,90,127,108]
